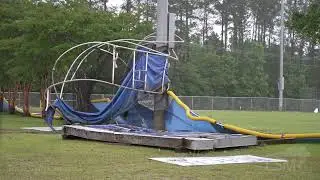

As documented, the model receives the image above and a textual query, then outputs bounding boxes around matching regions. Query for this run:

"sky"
[105,1,283,46]
[106,0,222,37]
[107,0,123,7]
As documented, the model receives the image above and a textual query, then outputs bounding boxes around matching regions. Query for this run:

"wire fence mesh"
[3,92,320,112]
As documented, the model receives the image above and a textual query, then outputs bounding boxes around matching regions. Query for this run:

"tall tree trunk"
[205,15,209,51]
[254,20,258,41]
[103,0,107,11]
[40,75,49,118]
[75,81,95,112]
[40,87,46,118]
[202,16,205,45]
[145,0,149,22]
[88,0,92,8]
[0,87,3,112]
[257,24,260,42]
[224,19,228,49]
[232,18,238,50]
[298,37,305,57]
[239,20,244,47]
[221,14,224,48]
[23,83,31,116]
[8,86,18,114]
[202,5,208,46]
[308,42,315,58]
[185,2,190,60]
[8,88,12,113]
[268,29,272,47]
[252,17,255,41]
[74,52,110,112]
[262,23,266,46]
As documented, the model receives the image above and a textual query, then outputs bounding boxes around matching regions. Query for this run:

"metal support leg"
[144,53,149,90]
[132,51,136,89]
[112,46,116,84]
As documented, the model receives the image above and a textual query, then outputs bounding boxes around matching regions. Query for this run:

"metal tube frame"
[144,53,149,90]
[132,51,136,89]
[47,37,184,110]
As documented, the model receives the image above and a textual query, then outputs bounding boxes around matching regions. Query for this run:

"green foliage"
[0,0,317,99]
[170,42,271,97]
[288,1,320,43]
[0,0,153,91]
[234,43,270,96]
[284,60,308,98]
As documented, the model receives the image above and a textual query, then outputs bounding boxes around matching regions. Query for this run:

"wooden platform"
[62,125,257,150]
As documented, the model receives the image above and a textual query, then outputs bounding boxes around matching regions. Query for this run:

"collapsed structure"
[44,0,320,150]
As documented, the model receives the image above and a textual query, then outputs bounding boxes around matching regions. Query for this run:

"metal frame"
[45,37,184,110]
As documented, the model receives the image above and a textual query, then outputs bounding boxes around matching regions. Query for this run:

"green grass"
[0,113,63,129]
[198,110,320,133]
[1,111,320,180]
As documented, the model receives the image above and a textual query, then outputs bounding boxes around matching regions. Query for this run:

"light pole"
[153,0,176,130]
[279,0,285,111]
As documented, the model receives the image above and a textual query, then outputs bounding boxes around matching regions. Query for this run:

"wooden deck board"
[62,125,257,150]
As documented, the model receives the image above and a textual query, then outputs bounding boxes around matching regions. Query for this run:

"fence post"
[250,98,253,110]
[211,96,214,111]
[232,97,234,110]
[191,96,194,110]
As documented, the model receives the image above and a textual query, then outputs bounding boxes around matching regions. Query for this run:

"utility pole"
[279,0,285,111]
[153,0,176,130]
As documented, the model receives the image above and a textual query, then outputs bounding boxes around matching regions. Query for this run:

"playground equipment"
[44,0,320,150]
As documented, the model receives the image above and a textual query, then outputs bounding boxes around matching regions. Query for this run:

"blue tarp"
[46,48,226,133]
[46,48,169,126]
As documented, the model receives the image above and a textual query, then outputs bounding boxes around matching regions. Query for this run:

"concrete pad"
[21,127,62,132]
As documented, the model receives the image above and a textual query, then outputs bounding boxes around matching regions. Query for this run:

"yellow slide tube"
[167,91,320,139]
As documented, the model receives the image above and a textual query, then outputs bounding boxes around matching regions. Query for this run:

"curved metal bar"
[111,39,174,59]
[98,48,127,67]
[69,45,128,94]
[51,38,185,98]
[47,78,166,95]
[70,48,99,80]
[51,41,156,97]
[70,43,116,81]
[143,32,156,41]
[52,41,102,98]
[60,43,102,98]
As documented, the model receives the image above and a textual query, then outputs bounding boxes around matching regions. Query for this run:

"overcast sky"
[107,0,123,7]
[106,0,222,39]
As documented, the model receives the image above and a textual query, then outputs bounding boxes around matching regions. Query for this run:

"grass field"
[197,110,320,133]
[1,111,320,180]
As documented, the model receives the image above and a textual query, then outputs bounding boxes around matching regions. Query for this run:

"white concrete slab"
[21,127,62,132]
[150,155,287,166]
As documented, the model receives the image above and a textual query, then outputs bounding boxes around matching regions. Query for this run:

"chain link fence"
[179,96,320,112]
[4,92,320,112]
